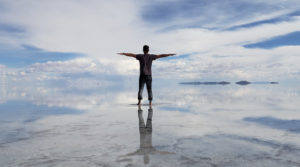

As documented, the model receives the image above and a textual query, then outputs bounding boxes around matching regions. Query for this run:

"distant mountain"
[179,81,230,85]
[236,81,279,85]
[180,81,278,86]
[219,81,230,85]
[236,81,251,85]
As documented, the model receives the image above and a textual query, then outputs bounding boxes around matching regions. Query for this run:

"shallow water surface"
[0,78,300,166]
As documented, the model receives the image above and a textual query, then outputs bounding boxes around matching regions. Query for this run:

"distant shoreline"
[179,81,279,85]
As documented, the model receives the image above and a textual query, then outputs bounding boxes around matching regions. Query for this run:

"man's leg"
[145,75,153,105]
[138,75,146,105]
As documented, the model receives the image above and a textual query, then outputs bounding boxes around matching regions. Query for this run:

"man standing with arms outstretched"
[118,45,176,106]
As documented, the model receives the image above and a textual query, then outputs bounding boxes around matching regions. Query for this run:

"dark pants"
[138,75,153,101]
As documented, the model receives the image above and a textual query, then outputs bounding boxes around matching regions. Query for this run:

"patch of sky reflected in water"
[0,74,300,166]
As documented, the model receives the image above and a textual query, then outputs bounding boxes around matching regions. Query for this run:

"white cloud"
[27,58,102,74]
[0,0,299,80]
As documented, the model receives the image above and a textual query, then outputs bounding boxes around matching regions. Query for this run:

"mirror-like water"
[1,76,300,166]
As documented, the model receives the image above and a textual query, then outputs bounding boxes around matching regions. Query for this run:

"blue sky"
[0,44,82,67]
[0,22,25,34]
[0,0,300,80]
[142,0,281,27]
[244,31,300,49]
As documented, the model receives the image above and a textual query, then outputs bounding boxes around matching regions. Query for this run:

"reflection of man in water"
[118,45,176,105]
[137,104,154,163]
[117,105,173,164]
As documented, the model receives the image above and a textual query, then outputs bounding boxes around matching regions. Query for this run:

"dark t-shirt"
[136,54,157,75]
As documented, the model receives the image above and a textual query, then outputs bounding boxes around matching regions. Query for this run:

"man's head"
[143,45,149,54]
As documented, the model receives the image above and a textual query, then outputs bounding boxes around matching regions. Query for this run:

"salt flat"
[1,78,300,167]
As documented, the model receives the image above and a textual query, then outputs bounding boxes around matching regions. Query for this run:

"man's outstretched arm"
[118,53,136,58]
[156,54,176,59]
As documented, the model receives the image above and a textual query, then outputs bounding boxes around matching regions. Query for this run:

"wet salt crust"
[1,80,300,167]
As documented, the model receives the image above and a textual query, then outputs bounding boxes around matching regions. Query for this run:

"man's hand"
[117,53,136,58]
[156,54,176,59]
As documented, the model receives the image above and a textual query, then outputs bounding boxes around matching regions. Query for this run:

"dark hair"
[143,45,149,53]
